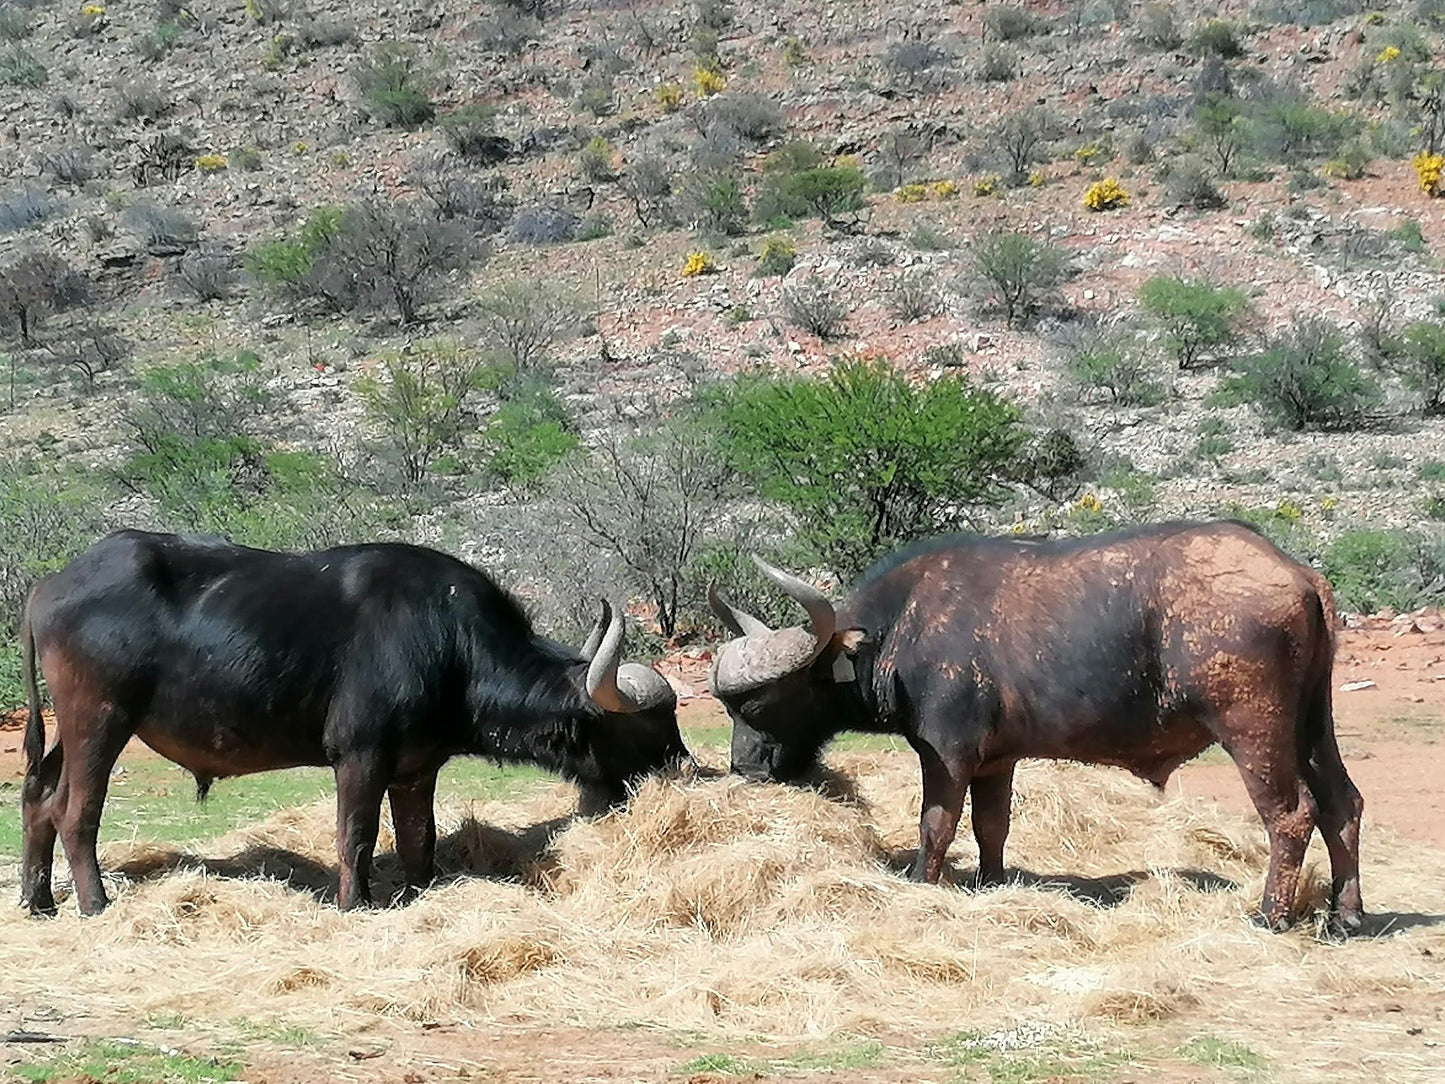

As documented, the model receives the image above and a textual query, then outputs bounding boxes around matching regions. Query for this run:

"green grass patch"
[1178,1035,1267,1076]
[928,1028,1132,1083]
[12,1039,241,1083]
[674,1039,885,1076]
[682,723,909,757]
[0,756,548,860]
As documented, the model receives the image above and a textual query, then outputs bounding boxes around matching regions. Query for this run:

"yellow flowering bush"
[756,236,796,276]
[1413,151,1443,195]
[80,3,105,13]
[931,179,958,199]
[1376,44,1402,62]
[1074,142,1105,166]
[1029,170,1046,188]
[654,83,683,111]
[973,175,999,196]
[194,153,228,173]
[693,66,725,97]
[682,251,717,277]
[1274,499,1303,522]
[1073,493,1103,514]
[1083,177,1129,211]
[895,183,928,203]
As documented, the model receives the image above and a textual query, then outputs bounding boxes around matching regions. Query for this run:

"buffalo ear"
[828,627,867,683]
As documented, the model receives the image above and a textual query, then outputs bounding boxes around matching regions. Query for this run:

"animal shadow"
[112,815,573,907]
[881,848,1237,908]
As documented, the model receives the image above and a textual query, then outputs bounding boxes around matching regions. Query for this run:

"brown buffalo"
[708,521,1365,934]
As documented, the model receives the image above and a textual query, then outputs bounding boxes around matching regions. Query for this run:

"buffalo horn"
[580,598,611,661]
[707,584,772,638]
[584,601,632,713]
[750,555,836,660]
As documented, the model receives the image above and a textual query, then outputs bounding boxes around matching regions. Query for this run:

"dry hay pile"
[1,750,1443,1067]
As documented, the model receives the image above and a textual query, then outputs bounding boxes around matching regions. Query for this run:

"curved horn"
[750,555,836,664]
[585,600,632,713]
[708,584,772,638]
[580,598,611,661]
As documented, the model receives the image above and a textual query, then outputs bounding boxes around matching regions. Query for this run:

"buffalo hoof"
[1324,908,1365,941]
[390,884,425,908]
[22,894,57,918]
[1248,909,1293,933]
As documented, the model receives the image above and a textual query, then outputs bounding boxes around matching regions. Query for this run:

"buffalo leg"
[334,755,388,910]
[55,706,130,916]
[908,747,971,885]
[1224,714,1317,931]
[20,745,65,916]
[387,770,439,903]
[1304,729,1365,933]
[970,765,1015,888]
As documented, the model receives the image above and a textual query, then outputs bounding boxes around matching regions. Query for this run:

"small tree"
[1192,94,1246,176]
[713,356,1026,577]
[473,279,582,375]
[1138,275,1250,369]
[1232,317,1379,431]
[987,106,1055,186]
[551,419,737,638]
[620,152,674,228]
[968,230,1070,329]
[1058,320,1163,406]
[311,199,480,325]
[357,341,489,485]
[0,252,88,346]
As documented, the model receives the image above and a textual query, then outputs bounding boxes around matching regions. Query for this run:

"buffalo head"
[707,558,865,783]
[576,599,694,811]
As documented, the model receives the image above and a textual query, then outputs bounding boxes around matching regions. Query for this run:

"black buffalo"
[708,522,1365,934]
[20,530,689,916]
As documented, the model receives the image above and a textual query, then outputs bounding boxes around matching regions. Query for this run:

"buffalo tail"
[21,599,43,773]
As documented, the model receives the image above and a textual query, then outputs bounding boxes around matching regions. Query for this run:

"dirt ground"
[1,618,1443,1084]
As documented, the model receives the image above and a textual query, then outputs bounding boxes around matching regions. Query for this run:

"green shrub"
[755,235,796,276]
[356,43,434,128]
[710,356,1025,576]
[482,381,578,485]
[1138,276,1251,369]
[0,43,45,87]
[1389,321,1445,414]
[968,229,1070,329]
[1323,529,1445,614]
[1061,322,1164,405]
[1189,19,1244,58]
[1229,317,1378,430]
[440,103,510,162]
[753,164,866,228]
[244,207,344,293]
[1247,97,1358,165]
